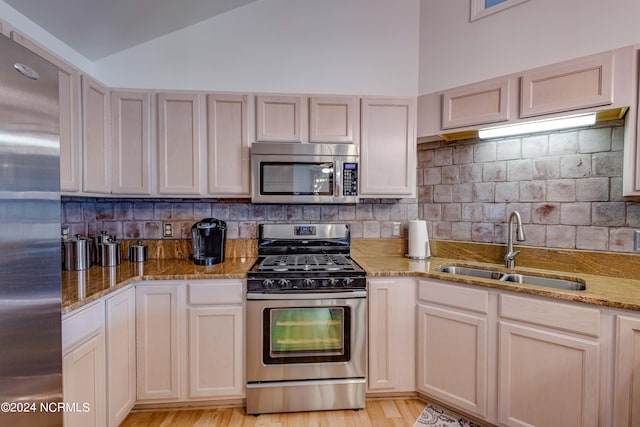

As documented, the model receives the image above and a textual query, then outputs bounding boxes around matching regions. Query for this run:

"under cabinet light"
[478,112,597,139]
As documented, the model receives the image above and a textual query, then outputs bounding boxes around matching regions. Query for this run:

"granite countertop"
[62,255,640,314]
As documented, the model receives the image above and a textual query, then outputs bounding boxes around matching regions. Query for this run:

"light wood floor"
[120,398,425,427]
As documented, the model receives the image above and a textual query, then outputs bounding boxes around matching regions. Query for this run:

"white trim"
[470,0,530,21]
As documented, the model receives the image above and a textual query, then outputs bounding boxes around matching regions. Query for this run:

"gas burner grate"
[257,254,356,272]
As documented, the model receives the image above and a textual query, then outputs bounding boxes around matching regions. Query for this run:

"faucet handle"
[505,250,520,260]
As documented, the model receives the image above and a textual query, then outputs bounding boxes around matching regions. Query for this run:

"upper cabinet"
[10,31,82,193]
[255,95,358,144]
[111,91,154,195]
[82,76,111,194]
[206,94,251,196]
[520,51,615,118]
[418,46,634,140]
[360,97,416,198]
[156,92,205,196]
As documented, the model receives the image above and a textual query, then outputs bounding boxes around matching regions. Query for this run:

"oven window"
[263,306,351,364]
[260,162,334,196]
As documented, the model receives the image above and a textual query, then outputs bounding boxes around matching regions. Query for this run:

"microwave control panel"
[343,163,358,196]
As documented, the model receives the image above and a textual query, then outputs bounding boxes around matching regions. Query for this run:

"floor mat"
[413,403,483,427]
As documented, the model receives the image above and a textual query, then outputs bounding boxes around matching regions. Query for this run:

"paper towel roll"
[407,220,430,259]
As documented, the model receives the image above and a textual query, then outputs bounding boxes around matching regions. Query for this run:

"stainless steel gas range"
[245,223,367,415]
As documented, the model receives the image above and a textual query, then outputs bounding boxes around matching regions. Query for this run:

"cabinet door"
[360,97,416,198]
[613,314,640,427]
[82,75,111,193]
[256,95,304,142]
[498,321,599,427]
[206,94,250,196]
[309,96,357,143]
[188,305,244,398]
[367,278,416,393]
[441,78,512,129]
[136,284,183,401]
[520,51,614,118]
[105,288,136,427]
[157,92,204,195]
[63,333,106,427]
[11,31,82,193]
[111,91,153,195]
[417,303,488,418]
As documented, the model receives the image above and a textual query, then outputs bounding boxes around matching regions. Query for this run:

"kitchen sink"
[438,265,586,291]
[500,273,586,291]
[438,266,504,280]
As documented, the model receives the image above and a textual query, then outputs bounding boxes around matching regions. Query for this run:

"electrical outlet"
[61,225,70,240]
[635,230,640,251]
[392,221,401,237]
[163,222,174,237]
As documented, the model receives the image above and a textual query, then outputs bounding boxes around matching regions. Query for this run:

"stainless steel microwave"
[251,143,359,204]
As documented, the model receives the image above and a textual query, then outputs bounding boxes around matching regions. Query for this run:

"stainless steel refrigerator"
[0,34,62,426]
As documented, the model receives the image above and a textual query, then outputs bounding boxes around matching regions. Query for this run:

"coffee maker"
[191,218,226,265]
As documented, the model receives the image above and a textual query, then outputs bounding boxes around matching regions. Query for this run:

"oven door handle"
[247,290,366,300]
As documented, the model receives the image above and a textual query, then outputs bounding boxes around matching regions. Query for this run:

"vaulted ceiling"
[4,0,258,60]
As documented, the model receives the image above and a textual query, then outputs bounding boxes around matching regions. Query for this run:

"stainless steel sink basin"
[438,265,586,291]
[500,274,586,291]
[438,266,504,280]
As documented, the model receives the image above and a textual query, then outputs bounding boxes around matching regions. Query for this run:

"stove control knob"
[302,278,315,288]
[342,278,354,287]
[262,279,274,289]
[277,279,290,289]
[327,278,339,288]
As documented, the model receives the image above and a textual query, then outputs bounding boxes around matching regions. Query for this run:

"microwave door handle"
[334,160,342,197]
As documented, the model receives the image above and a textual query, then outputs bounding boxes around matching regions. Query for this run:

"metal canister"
[62,234,92,270]
[99,238,121,267]
[128,241,147,262]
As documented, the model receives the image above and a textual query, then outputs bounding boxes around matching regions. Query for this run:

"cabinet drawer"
[418,279,489,314]
[188,280,243,305]
[499,293,601,337]
[62,300,104,354]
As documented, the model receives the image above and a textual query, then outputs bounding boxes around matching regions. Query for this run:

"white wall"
[420,0,640,95]
[94,0,420,96]
[0,1,93,74]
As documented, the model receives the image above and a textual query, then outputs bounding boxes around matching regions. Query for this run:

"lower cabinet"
[187,280,244,399]
[367,277,416,394]
[135,280,244,404]
[62,301,106,427]
[612,311,640,426]
[105,287,136,427]
[416,279,489,418]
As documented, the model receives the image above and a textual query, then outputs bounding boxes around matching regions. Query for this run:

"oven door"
[246,291,366,383]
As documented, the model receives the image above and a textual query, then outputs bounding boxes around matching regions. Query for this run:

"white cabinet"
[367,277,416,393]
[206,94,251,196]
[157,92,205,195]
[105,287,136,427]
[135,283,184,401]
[111,91,153,195]
[82,75,111,194]
[255,94,358,144]
[612,311,640,426]
[416,279,489,418]
[497,294,601,427]
[187,280,244,399]
[360,97,416,198]
[135,280,244,404]
[418,46,633,141]
[256,95,304,142]
[62,301,106,427]
[10,31,82,193]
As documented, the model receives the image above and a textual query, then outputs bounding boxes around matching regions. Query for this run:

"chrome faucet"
[505,211,526,269]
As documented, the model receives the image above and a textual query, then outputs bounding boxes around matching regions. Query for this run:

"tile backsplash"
[61,198,418,241]
[417,119,640,253]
